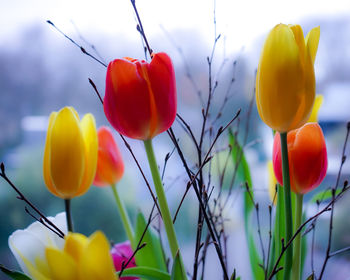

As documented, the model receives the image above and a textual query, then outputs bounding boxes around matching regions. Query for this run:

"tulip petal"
[64,233,88,262]
[49,107,85,198]
[104,58,152,139]
[148,52,177,138]
[79,231,118,280]
[75,114,98,196]
[8,229,48,277]
[307,94,323,123]
[305,26,320,65]
[93,127,124,187]
[289,25,306,62]
[46,248,78,280]
[43,112,60,197]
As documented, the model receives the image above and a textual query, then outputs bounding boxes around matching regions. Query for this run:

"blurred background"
[0,0,350,279]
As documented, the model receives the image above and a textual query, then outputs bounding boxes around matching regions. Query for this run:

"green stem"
[280,132,293,280]
[292,194,303,280]
[64,199,74,232]
[144,139,187,279]
[111,183,134,244]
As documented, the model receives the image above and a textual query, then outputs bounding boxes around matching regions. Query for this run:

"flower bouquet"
[0,2,349,280]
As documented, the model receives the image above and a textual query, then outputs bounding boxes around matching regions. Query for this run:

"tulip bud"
[272,123,327,194]
[104,52,177,140]
[256,24,320,132]
[43,107,98,198]
[111,241,137,280]
[93,126,124,187]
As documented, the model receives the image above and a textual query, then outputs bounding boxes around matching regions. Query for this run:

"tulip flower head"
[9,217,118,280]
[43,107,98,199]
[104,52,177,140]
[111,241,137,280]
[9,212,67,278]
[272,123,327,194]
[93,126,124,187]
[256,24,320,132]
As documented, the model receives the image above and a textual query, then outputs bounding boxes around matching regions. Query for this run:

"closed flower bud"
[93,126,124,187]
[111,241,138,280]
[104,52,177,140]
[43,107,98,199]
[272,123,327,194]
[256,24,320,132]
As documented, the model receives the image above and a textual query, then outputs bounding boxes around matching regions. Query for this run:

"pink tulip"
[111,241,138,280]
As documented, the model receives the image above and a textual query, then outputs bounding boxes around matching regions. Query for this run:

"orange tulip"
[272,123,327,194]
[104,52,177,140]
[93,126,124,187]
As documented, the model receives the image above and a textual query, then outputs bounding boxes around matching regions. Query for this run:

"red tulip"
[110,241,138,280]
[93,126,124,187]
[104,52,177,140]
[272,123,327,194]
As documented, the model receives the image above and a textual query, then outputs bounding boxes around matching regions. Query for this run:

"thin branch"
[0,163,65,238]
[268,184,350,280]
[46,20,107,67]
[319,121,350,279]
[88,78,104,104]
[118,134,162,216]
[70,20,107,64]
[160,25,204,106]
[329,246,350,258]
[161,147,176,180]
[119,206,156,277]
[168,110,240,280]
[129,0,153,57]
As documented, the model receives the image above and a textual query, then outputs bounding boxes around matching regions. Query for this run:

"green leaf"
[274,185,286,280]
[120,266,170,280]
[0,264,32,280]
[228,131,252,190]
[229,132,263,280]
[310,188,341,203]
[301,213,307,276]
[306,273,315,280]
[268,186,284,279]
[171,251,186,280]
[133,211,167,272]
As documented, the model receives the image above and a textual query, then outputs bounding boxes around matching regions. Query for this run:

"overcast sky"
[1,0,350,52]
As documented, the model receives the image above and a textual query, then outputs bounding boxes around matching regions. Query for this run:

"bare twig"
[268,184,350,280]
[119,206,156,277]
[129,0,153,57]
[88,78,104,104]
[70,20,107,64]
[0,163,65,238]
[46,20,107,67]
[318,122,350,279]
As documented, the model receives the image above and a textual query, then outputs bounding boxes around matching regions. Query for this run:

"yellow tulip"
[43,107,98,199]
[307,94,323,123]
[256,24,320,132]
[9,221,118,280]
